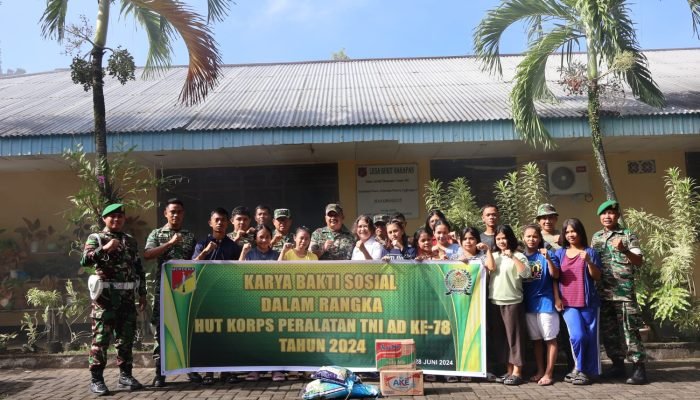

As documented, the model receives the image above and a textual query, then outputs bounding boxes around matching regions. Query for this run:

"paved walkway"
[1,361,699,399]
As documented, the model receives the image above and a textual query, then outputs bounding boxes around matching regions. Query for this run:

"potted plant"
[14,218,53,253]
[25,286,63,353]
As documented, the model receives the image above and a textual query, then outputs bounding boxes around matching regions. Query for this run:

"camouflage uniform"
[144,226,195,375]
[227,231,256,248]
[591,226,646,363]
[81,231,147,372]
[310,225,355,260]
[271,230,295,253]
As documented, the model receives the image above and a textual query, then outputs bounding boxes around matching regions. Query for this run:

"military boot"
[152,374,166,388]
[626,362,648,385]
[118,365,144,390]
[601,358,626,380]
[89,369,110,396]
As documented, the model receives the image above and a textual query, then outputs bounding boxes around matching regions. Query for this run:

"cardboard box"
[375,339,416,370]
[380,370,424,396]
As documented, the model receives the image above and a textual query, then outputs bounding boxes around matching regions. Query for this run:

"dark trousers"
[488,302,526,367]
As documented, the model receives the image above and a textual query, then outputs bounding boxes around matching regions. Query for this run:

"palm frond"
[40,0,70,41]
[590,1,665,107]
[120,2,174,77]
[473,0,575,76]
[510,25,578,150]
[688,0,700,38]
[129,0,222,105]
[207,0,234,23]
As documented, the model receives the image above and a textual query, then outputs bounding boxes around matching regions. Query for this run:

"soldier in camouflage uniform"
[271,208,295,252]
[591,200,647,385]
[81,204,146,396]
[373,214,390,248]
[310,203,355,260]
[227,206,256,247]
[143,198,200,387]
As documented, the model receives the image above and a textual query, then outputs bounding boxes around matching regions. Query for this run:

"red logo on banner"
[171,267,196,294]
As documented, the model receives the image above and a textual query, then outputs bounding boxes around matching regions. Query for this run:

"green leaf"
[40,0,69,41]
[473,0,575,76]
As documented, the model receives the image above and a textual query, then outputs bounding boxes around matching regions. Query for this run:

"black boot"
[152,374,166,388]
[626,362,648,385]
[153,361,165,387]
[118,365,144,390]
[89,369,110,396]
[602,358,626,380]
[187,372,203,383]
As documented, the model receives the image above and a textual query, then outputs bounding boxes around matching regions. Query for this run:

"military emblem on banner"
[358,167,367,178]
[171,267,196,295]
[444,269,473,295]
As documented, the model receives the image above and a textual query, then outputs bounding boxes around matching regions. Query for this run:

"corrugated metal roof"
[1,49,700,137]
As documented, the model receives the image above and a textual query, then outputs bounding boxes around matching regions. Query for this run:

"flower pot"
[47,341,63,354]
[639,326,651,342]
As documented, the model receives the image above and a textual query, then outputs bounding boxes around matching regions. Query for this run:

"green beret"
[597,200,619,215]
[102,203,124,217]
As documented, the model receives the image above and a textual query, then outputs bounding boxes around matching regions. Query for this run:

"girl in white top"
[351,214,384,260]
[485,224,530,386]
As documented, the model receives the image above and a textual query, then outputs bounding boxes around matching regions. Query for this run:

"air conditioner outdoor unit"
[547,161,591,195]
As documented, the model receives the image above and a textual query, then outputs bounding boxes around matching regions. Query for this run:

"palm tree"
[474,0,700,202]
[40,0,231,203]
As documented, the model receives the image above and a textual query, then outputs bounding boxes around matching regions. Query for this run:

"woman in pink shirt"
[554,218,602,385]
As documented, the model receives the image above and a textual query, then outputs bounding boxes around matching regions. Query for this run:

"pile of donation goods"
[303,339,423,399]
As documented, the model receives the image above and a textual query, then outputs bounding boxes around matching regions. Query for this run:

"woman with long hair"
[486,225,530,386]
[554,218,602,385]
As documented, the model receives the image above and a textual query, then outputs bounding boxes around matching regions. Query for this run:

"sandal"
[445,375,459,383]
[226,374,240,384]
[424,374,437,382]
[572,372,591,386]
[287,372,301,381]
[201,374,216,386]
[494,374,509,384]
[272,371,286,382]
[460,376,472,383]
[245,372,260,382]
[538,376,553,386]
[503,375,525,386]
[564,369,579,383]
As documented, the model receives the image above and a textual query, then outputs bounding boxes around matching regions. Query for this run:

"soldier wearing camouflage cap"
[536,204,561,250]
[81,204,146,395]
[373,214,390,247]
[271,208,294,252]
[591,200,647,384]
[310,203,354,260]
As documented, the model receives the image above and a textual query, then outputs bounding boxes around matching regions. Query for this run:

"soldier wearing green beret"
[81,204,147,395]
[591,200,647,384]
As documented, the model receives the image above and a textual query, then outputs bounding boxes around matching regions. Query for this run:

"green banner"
[161,260,485,376]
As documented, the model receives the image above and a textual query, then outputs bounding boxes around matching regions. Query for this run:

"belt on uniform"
[101,281,136,290]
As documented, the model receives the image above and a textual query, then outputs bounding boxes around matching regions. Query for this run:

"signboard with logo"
[161,260,486,377]
[356,164,419,218]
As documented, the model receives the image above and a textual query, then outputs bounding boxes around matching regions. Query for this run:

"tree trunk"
[588,81,618,202]
[92,0,113,208]
[91,45,112,203]
[586,46,618,203]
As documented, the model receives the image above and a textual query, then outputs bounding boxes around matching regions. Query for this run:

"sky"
[1,0,699,74]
